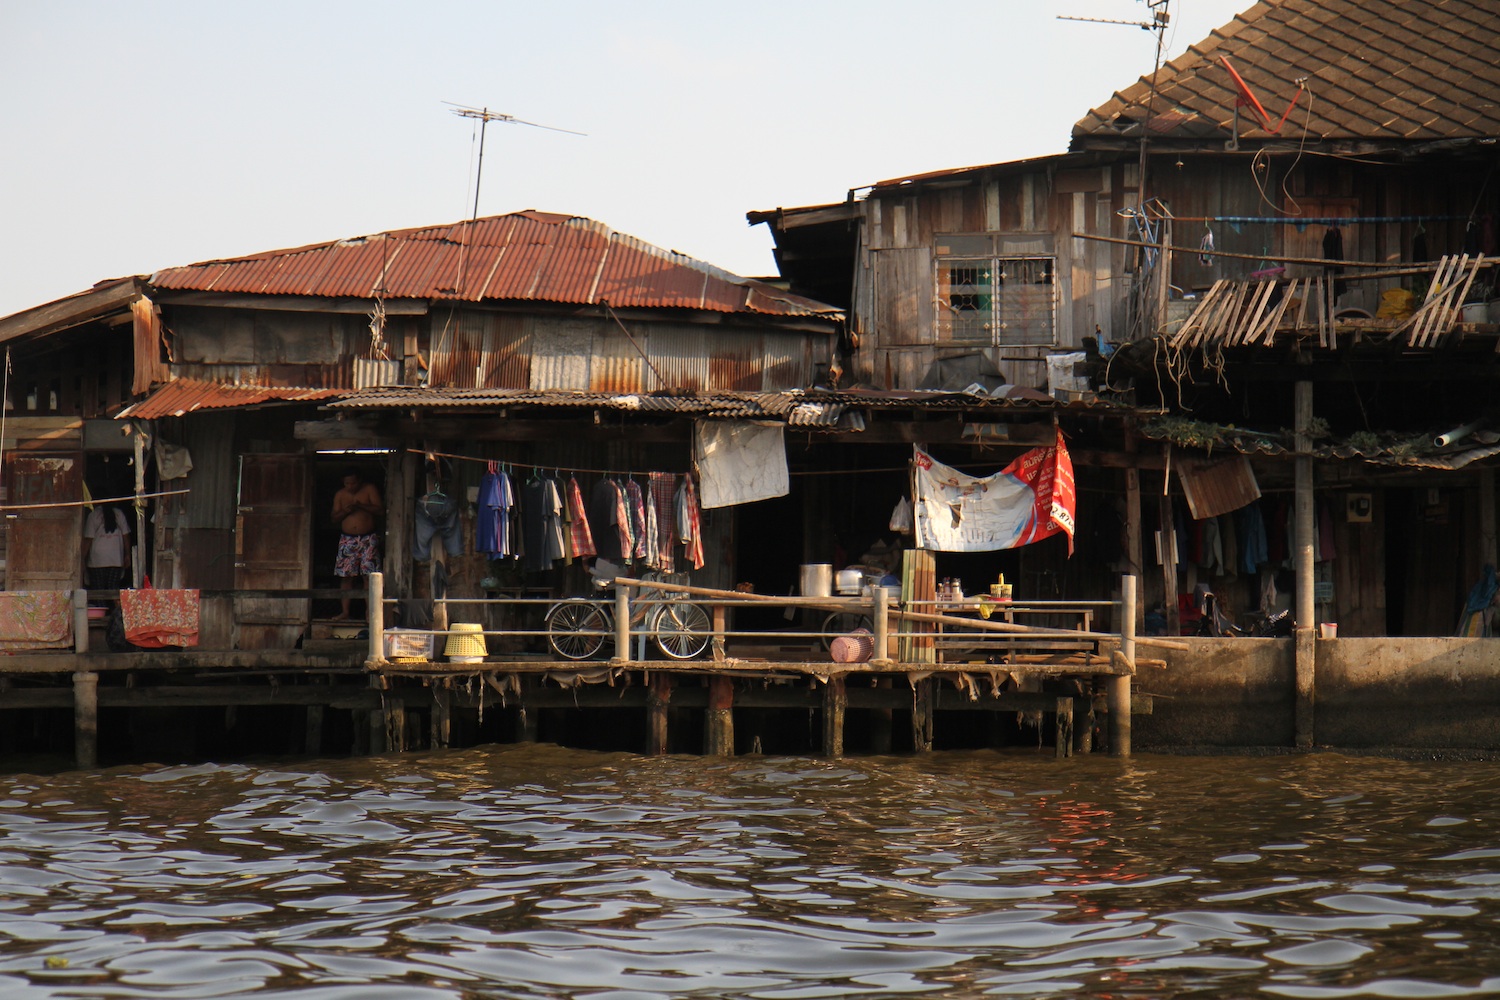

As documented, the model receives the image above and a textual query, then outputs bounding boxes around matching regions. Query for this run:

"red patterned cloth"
[0,591,73,650]
[566,477,596,558]
[120,588,200,648]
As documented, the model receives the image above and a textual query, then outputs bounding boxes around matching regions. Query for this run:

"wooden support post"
[1055,696,1074,759]
[911,677,934,752]
[304,705,324,756]
[1107,574,1136,757]
[73,671,99,770]
[432,684,452,749]
[1073,689,1094,754]
[870,677,893,754]
[385,695,407,752]
[614,585,631,662]
[822,675,847,758]
[1125,425,1144,634]
[1159,468,1179,637]
[368,706,386,754]
[1294,374,1316,750]
[367,572,385,663]
[872,587,891,663]
[73,588,89,654]
[705,675,734,756]
[711,604,727,662]
[646,673,673,755]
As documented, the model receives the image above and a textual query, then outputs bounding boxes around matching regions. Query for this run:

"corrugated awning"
[117,379,346,419]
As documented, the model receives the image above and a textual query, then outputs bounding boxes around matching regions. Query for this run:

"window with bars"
[936,240,1055,346]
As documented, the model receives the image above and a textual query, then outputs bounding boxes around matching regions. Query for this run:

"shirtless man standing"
[331,470,384,620]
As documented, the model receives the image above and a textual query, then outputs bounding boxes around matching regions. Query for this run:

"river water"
[2,746,1499,998]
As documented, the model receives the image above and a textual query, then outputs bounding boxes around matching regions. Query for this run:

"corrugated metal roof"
[116,379,345,419]
[151,211,843,321]
[1073,0,1500,145]
[325,385,1116,421]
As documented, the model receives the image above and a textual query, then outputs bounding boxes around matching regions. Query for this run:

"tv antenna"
[1057,0,1169,34]
[444,102,586,224]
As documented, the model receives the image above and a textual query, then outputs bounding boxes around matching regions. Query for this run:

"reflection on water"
[1,747,1499,997]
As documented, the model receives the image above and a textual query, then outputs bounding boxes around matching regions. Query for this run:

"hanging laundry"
[614,479,635,562]
[1198,227,1215,266]
[625,479,649,561]
[649,472,678,574]
[566,477,596,559]
[1237,502,1269,575]
[588,479,625,561]
[478,466,514,557]
[677,473,705,570]
[520,476,566,572]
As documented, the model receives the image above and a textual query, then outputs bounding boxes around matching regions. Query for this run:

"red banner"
[1001,428,1075,554]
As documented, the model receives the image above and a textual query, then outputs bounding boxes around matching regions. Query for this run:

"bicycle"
[544,572,712,661]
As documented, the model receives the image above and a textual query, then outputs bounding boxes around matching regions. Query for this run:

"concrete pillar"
[1107,574,1136,756]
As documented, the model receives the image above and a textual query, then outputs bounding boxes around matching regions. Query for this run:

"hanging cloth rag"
[1458,564,1498,637]
[676,473,705,571]
[1198,227,1215,266]
[566,476,596,559]
[625,479,649,561]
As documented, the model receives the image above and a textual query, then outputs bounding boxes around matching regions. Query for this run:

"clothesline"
[0,488,190,513]
[408,448,689,479]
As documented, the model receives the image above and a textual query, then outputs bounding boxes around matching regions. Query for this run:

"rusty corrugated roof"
[150,211,843,321]
[1073,0,1500,145]
[116,379,345,419]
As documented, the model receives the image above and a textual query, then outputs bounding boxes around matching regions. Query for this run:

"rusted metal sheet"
[153,211,844,321]
[117,379,344,419]
[429,311,533,389]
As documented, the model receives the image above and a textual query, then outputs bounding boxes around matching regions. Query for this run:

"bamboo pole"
[611,575,1189,652]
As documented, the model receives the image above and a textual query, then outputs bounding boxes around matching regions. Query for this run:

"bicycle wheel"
[546,601,611,660]
[651,602,711,660]
[821,611,874,650]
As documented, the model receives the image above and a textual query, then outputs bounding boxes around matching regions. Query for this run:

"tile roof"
[1073,0,1500,145]
[150,211,842,321]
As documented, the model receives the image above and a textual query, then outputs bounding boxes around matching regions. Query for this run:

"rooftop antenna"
[444,103,586,227]
[440,103,585,300]
[1058,1,1171,198]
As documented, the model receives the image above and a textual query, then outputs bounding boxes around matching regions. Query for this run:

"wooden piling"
[432,684,452,749]
[646,673,672,755]
[822,675,847,758]
[1055,696,1074,759]
[1073,687,1095,754]
[304,705,324,755]
[1294,374,1316,749]
[869,677,893,754]
[705,675,734,756]
[73,671,99,769]
[1107,575,1136,756]
[912,678,934,752]
[384,695,407,752]
[73,589,89,654]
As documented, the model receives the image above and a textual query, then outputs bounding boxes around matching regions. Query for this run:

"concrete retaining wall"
[1136,636,1500,750]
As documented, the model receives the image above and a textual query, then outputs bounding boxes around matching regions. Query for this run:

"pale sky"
[1,0,1249,318]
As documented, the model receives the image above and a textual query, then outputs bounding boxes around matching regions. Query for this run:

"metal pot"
[835,568,864,595]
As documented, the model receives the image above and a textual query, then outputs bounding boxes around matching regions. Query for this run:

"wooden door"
[234,453,311,649]
[4,452,83,591]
